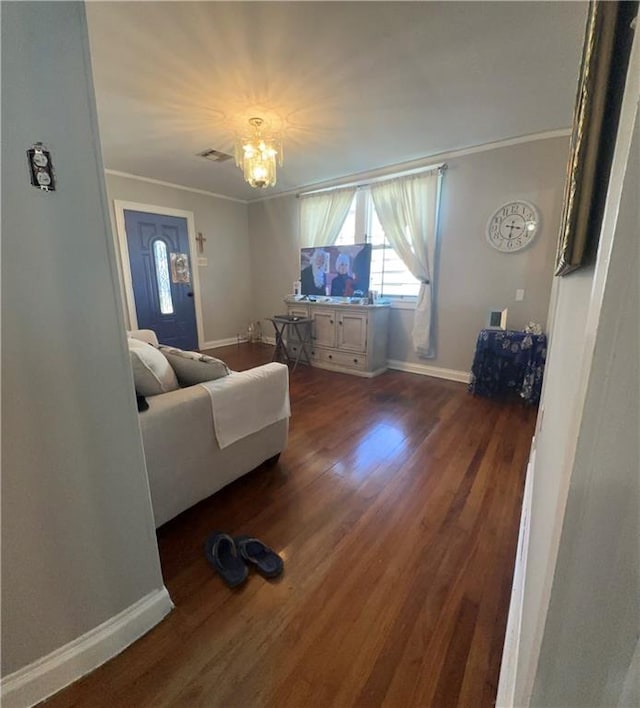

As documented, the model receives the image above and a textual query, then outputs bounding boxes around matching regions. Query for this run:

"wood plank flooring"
[45,344,536,708]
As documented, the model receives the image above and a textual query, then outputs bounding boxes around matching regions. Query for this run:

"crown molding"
[104,170,247,204]
[247,128,572,204]
[106,128,571,206]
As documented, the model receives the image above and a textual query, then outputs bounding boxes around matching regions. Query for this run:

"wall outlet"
[516,289,525,301]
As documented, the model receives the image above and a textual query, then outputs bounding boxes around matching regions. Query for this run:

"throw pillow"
[128,338,179,396]
[158,345,230,386]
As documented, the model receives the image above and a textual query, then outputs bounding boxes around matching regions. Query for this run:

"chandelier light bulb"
[235,117,283,189]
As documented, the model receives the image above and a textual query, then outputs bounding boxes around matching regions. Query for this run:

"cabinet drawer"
[287,306,309,319]
[317,349,368,371]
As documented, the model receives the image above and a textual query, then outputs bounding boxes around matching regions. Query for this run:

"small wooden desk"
[267,315,312,372]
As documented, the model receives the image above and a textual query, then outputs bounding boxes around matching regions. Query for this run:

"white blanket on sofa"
[200,362,291,449]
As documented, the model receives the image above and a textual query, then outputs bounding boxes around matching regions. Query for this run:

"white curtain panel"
[370,170,442,357]
[300,186,357,248]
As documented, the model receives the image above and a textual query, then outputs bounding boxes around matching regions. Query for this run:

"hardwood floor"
[45,343,536,708]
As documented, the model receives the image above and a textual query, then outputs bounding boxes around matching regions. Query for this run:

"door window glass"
[153,240,174,315]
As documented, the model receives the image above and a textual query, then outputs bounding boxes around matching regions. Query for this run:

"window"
[335,189,420,298]
[153,239,174,315]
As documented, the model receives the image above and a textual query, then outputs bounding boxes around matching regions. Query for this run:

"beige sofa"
[129,330,289,527]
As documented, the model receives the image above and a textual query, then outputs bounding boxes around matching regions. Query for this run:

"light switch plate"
[516,289,525,301]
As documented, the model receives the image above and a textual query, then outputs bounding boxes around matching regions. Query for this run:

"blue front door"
[124,209,198,350]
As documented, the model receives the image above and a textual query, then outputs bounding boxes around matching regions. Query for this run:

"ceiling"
[86,1,587,202]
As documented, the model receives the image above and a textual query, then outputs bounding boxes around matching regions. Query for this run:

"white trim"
[512,32,640,705]
[434,128,571,162]
[0,588,173,708]
[200,336,248,350]
[105,170,246,204]
[387,359,470,383]
[298,161,445,197]
[496,444,536,708]
[248,128,572,203]
[106,130,571,206]
[388,299,417,311]
[311,360,388,378]
[113,201,206,349]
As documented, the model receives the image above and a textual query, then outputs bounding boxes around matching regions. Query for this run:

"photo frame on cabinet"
[555,1,637,276]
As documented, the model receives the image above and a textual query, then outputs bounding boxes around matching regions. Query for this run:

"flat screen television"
[300,243,371,297]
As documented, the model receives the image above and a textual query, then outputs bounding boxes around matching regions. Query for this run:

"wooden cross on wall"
[195,232,207,254]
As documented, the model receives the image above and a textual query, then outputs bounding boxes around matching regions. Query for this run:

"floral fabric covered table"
[468,329,547,405]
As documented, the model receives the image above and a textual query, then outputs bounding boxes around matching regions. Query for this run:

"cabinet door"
[311,309,336,348]
[337,311,368,352]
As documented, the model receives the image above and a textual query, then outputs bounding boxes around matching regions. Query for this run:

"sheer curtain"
[370,170,442,357]
[300,186,357,248]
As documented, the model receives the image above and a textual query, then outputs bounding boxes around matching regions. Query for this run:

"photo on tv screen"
[300,243,372,297]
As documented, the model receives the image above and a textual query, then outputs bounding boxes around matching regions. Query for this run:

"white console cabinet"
[284,300,390,377]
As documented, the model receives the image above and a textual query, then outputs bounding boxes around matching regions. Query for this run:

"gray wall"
[531,96,639,708]
[248,194,300,327]
[1,1,164,676]
[248,137,568,372]
[105,174,252,344]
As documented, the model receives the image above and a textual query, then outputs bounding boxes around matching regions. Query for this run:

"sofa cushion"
[128,338,179,396]
[127,329,159,347]
[159,346,230,386]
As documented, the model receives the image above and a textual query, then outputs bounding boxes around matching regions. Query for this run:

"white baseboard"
[208,342,468,383]
[200,336,247,350]
[1,587,173,708]
[201,337,276,350]
[496,445,536,708]
[310,360,387,378]
[204,343,468,383]
[387,359,470,383]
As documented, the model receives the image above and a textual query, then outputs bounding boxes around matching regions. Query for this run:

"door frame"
[114,200,205,349]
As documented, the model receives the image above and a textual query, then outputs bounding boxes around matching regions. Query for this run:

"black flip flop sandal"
[204,532,248,588]
[235,536,284,578]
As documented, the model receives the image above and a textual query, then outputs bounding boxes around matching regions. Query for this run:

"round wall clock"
[486,200,540,252]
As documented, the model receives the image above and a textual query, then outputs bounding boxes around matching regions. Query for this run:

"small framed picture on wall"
[487,308,508,330]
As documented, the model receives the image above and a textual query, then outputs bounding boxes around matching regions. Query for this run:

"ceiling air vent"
[197,148,232,163]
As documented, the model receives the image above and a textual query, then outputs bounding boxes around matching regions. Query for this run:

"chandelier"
[234,117,283,189]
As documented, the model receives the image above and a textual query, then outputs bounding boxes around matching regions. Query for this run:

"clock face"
[486,201,539,252]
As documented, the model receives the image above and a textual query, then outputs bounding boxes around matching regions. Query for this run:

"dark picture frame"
[555,1,637,276]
